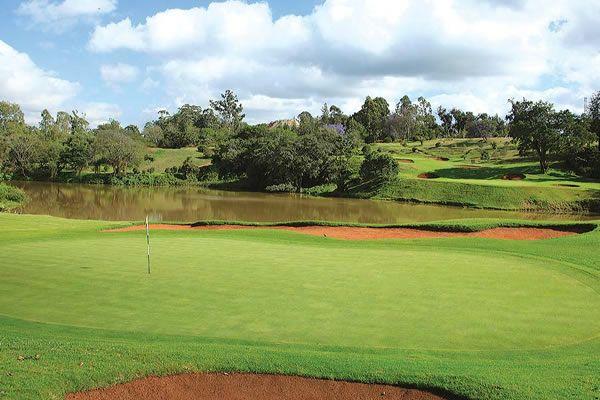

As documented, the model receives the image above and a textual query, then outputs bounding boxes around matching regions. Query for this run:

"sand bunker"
[105,224,585,241]
[397,159,415,163]
[66,373,452,400]
[417,172,440,179]
[502,173,525,180]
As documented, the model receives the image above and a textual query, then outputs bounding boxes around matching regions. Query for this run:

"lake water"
[12,181,596,223]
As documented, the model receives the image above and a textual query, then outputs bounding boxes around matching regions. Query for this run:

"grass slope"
[356,139,600,212]
[0,214,599,399]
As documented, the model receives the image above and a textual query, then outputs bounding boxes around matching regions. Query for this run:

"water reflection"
[12,181,595,223]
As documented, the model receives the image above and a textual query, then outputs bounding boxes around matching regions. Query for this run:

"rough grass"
[0,214,599,399]
[0,182,26,211]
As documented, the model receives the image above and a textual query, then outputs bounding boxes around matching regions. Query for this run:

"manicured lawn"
[0,214,599,399]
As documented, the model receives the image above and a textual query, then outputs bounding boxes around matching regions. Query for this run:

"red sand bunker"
[417,172,440,179]
[66,373,450,400]
[105,224,583,241]
[502,173,525,180]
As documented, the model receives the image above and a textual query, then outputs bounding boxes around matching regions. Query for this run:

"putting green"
[2,225,599,352]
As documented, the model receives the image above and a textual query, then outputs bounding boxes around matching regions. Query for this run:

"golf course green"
[1,213,599,399]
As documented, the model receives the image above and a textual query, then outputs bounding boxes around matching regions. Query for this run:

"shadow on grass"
[431,165,541,180]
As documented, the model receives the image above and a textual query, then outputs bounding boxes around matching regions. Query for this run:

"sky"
[0,0,598,127]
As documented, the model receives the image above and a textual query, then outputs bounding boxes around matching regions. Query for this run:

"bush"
[0,183,27,210]
[265,183,296,193]
[359,151,399,184]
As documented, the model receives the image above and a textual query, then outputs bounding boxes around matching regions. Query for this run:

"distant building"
[267,119,300,129]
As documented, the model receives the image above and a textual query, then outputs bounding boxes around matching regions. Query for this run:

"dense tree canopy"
[0,89,599,184]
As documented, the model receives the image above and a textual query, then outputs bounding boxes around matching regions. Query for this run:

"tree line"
[1,90,599,192]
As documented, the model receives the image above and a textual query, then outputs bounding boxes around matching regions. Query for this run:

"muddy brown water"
[13,181,597,223]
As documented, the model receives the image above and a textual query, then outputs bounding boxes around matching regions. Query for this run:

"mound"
[458,164,482,170]
[417,172,440,179]
[555,183,580,188]
[66,373,451,400]
[106,224,587,240]
[502,173,526,180]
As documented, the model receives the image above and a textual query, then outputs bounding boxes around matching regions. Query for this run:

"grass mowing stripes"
[0,214,599,399]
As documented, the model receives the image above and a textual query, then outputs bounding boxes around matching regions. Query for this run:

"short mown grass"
[0,214,599,399]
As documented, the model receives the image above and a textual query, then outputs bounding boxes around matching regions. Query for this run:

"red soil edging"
[502,173,525,180]
[104,224,584,241]
[417,172,440,179]
[65,372,452,400]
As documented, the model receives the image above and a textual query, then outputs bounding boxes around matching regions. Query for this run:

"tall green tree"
[507,99,561,173]
[210,90,245,132]
[62,131,93,175]
[352,96,390,142]
[0,101,25,136]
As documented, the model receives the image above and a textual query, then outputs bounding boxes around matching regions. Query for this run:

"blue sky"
[0,0,598,127]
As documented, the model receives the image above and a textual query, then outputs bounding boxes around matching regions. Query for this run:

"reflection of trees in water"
[14,181,591,223]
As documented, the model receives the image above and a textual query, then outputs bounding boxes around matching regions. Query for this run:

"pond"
[12,181,596,223]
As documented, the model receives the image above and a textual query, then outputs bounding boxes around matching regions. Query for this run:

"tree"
[39,109,56,136]
[352,96,390,142]
[124,125,142,140]
[93,129,144,175]
[507,99,561,173]
[213,125,351,191]
[329,105,346,124]
[320,103,330,124]
[209,90,245,132]
[62,131,93,175]
[0,101,25,136]
[143,122,164,146]
[589,91,600,151]
[359,151,399,184]
[70,111,89,134]
[437,106,453,137]
[389,95,417,142]
[6,133,42,177]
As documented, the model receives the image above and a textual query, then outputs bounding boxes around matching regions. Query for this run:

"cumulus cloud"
[88,0,599,121]
[17,0,117,31]
[79,102,121,127]
[0,39,79,122]
[100,63,139,87]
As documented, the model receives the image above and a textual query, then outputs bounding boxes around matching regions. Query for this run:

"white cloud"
[0,39,79,123]
[17,0,117,31]
[79,102,121,127]
[100,63,139,87]
[88,0,599,121]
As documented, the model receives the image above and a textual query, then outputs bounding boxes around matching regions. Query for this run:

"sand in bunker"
[66,373,451,400]
[105,224,583,241]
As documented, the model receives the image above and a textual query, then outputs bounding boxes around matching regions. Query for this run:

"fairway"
[1,214,600,399]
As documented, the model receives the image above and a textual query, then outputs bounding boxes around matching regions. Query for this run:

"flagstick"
[146,215,151,275]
